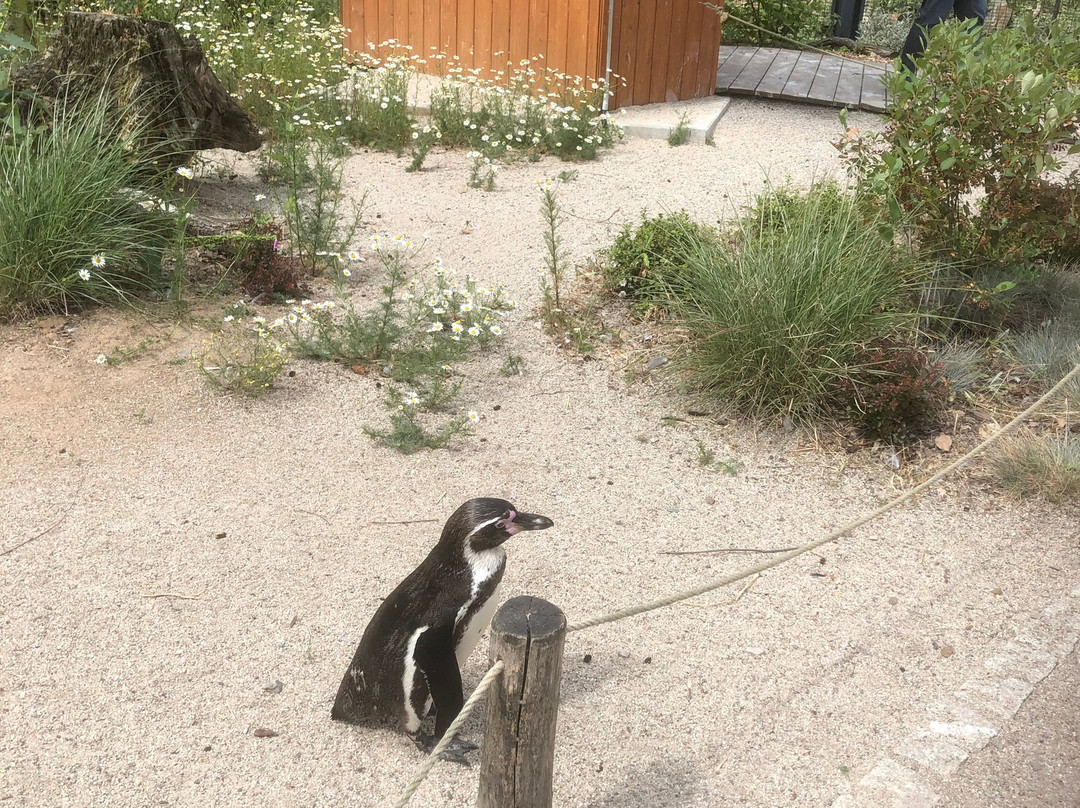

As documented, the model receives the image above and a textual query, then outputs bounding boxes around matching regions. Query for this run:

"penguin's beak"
[509,512,554,533]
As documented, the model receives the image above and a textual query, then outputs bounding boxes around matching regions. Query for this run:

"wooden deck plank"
[728,47,780,93]
[782,52,822,99]
[715,46,891,113]
[860,66,889,112]
[754,48,799,98]
[807,55,843,104]
[715,46,758,90]
[834,59,865,108]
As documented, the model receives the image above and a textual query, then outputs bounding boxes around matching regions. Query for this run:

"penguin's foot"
[412,732,477,765]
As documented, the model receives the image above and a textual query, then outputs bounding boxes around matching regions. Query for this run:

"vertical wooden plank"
[833,59,865,108]
[562,0,585,81]
[661,0,688,102]
[509,0,531,69]
[678,0,703,100]
[528,0,548,65]
[407,0,424,63]
[633,0,657,105]
[423,0,439,62]
[391,0,407,47]
[614,0,638,107]
[694,2,721,98]
[474,0,493,76]
[457,0,475,70]
[648,0,674,105]
[547,0,570,85]
[585,0,603,84]
[440,0,455,56]
[491,0,511,78]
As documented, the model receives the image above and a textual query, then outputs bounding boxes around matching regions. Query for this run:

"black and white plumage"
[331,497,554,751]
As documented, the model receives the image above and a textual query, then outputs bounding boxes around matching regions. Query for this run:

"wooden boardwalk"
[715,46,892,113]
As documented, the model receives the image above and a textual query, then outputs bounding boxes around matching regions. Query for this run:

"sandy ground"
[2,99,1079,808]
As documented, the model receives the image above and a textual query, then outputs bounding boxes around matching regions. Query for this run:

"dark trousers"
[899,0,988,73]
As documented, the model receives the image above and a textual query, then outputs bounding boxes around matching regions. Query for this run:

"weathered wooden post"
[477,596,566,808]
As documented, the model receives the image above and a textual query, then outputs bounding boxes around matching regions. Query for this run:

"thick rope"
[567,357,1080,633]
[389,659,505,808]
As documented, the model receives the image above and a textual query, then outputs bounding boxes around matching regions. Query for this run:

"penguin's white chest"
[455,546,505,668]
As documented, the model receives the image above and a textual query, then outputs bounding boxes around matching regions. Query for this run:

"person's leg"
[899,0,962,73]
[953,0,988,23]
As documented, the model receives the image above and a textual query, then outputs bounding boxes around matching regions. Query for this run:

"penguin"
[331,497,554,758]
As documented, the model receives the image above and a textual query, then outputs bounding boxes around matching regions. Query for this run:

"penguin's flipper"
[413,621,464,740]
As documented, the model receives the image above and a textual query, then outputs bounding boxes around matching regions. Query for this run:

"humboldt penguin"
[331,497,554,759]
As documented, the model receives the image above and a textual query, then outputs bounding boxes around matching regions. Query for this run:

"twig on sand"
[1,483,82,557]
[295,507,333,527]
[660,546,799,556]
[140,590,206,600]
[369,518,439,526]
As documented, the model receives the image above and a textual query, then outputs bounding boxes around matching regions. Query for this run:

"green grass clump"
[0,99,169,318]
[993,434,1080,502]
[604,210,718,312]
[670,183,926,421]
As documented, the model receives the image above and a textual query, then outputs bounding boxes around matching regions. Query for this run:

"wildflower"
[254,193,267,201]
[451,321,464,334]
[95,354,108,365]
[460,301,473,313]
[224,314,235,322]
[468,325,480,337]
[348,250,361,261]
[490,325,503,336]
[467,411,480,423]
[342,267,352,277]
[427,321,444,332]
[272,318,285,328]
[91,255,106,269]
[176,166,194,179]
[405,391,420,406]
[288,313,298,324]
[78,268,91,281]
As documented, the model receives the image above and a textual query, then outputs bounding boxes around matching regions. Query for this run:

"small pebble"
[617,649,630,659]
[746,647,765,656]
[888,596,898,606]
[582,653,592,664]
[252,727,279,738]
[264,679,284,694]
[940,645,954,658]
[646,356,669,370]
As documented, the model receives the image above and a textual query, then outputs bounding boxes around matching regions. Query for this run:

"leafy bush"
[721,0,835,46]
[0,97,169,318]
[208,215,308,300]
[668,183,926,421]
[839,340,949,440]
[839,16,1080,264]
[604,211,720,312]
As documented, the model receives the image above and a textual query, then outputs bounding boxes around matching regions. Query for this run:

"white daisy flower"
[91,255,106,269]
[176,166,194,179]
[78,269,91,281]
[427,321,444,332]
[466,411,479,423]
[490,325,503,336]
[95,354,108,365]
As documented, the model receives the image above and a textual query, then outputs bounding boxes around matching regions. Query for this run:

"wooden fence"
[340,0,724,109]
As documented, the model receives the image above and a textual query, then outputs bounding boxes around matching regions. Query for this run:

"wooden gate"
[339,0,723,109]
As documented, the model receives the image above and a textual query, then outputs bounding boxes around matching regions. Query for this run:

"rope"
[389,659,505,808]
[567,356,1080,633]
[704,3,886,70]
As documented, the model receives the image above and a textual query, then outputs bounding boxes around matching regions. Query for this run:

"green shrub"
[1009,319,1080,405]
[839,16,1080,264]
[604,211,720,312]
[0,98,169,318]
[669,184,926,421]
[721,0,835,46]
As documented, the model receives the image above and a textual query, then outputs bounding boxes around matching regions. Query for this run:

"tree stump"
[10,11,262,164]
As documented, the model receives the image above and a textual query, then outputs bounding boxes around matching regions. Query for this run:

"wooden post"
[477,596,566,808]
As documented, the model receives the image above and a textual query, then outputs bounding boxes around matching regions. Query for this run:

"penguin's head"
[442,497,554,553]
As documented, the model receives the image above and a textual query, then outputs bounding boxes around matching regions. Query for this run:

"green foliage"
[466,151,498,190]
[856,6,912,54]
[1009,319,1080,405]
[198,319,290,397]
[0,96,170,318]
[993,434,1080,502]
[668,184,926,422]
[207,214,308,300]
[604,211,720,313]
[839,17,1080,264]
[263,129,366,273]
[722,0,835,46]
[667,113,690,147]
